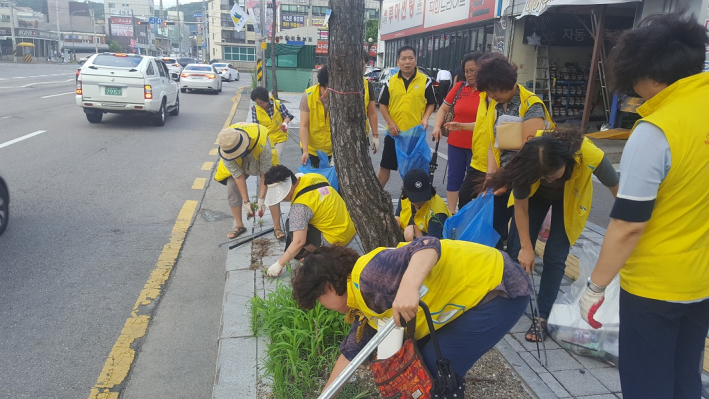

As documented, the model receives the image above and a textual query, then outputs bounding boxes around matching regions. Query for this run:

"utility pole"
[259,0,267,88]
[270,0,278,98]
[9,1,17,62]
[90,8,98,53]
[176,0,181,56]
[56,0,61,61]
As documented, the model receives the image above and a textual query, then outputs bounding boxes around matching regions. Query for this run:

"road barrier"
[24,54,32,63]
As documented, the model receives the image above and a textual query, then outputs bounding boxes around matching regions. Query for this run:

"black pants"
[459,168,513,247]
[284,219,322,254]
[618,289,709,399]
[308,153,332,169]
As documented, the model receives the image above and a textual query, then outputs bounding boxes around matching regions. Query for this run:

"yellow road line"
[201,161,214,171]
[192,178,206,190]
[209,148,218,156]
[88,200,198,399]
[222,87,244,130]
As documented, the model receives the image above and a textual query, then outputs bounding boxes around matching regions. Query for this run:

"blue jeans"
[619,289,709,399]
[446,145,472,192]
[507,194,569,319]
[417,294,529,378]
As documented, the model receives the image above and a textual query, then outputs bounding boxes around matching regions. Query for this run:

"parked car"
[0,172,8,237]
[212,63,240,81]
[364,68,381,83]
[177,57,197,67]
[209,59,224,64]
[161,58,183,76]
[76,53,180,126]
[372,67,439,104]
[78,54,93,65]
[180,64,223,94]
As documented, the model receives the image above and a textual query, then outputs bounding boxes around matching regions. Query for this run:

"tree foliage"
[108,40,122,53]
[365,19,378,42]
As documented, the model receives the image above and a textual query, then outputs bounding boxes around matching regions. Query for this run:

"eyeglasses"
[464,69,477,75]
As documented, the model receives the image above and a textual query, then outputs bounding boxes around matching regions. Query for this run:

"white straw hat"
[264,178,293,206]
[216,127,250,161]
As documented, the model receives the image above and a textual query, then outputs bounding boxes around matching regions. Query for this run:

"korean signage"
[522,14,633,47]
[281,14,305,29]
[380,0,495,40]
[110,16,134,37]
[520,0,641,18]
[315,40,328,54]
[311,18,328,28]
[6,28,59,40]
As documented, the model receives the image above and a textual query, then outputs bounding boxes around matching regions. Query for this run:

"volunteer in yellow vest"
[290,237,531,391]
[363,51,380,155]
[262,165,356,277]
[486,128,618,342]
[250,87,294,160]
[299,66,332,169]
[455,53,556,249]
[377,45,437,188]
[395,169,451,241]
[577,14,709,399]
[214,123,284,240]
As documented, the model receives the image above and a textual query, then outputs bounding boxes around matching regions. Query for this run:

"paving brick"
[511,332,561,352]
[225,241,253,271]
[503,334,526,352]
[569,352,614,370]
[520,348,583,372]
[576,395,618,399]
[213,337,258,399]
[538,372,572,398]
[554,369,610,397]
[495,339,560,399]
[221,269,256,339]
[589,367,622,393]
[510,315,533,334]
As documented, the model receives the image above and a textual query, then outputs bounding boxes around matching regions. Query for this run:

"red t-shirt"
[444,82,480,149]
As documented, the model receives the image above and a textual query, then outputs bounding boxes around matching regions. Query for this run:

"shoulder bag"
[440,83,465,137]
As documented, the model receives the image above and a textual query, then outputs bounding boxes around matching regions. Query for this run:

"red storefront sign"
[316,40,328,54]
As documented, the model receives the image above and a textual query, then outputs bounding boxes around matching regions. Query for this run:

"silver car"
[161,58,183,76]
[213,63,240,82]
[180,64,223,94]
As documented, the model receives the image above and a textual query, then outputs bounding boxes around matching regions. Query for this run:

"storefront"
[379,0,499,71]
[0,27,59,59]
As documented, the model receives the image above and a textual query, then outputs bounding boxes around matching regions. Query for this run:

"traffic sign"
[193,13,202,17]
[149,17,155,24]
[156,17,162,25]
[148,17,162,25]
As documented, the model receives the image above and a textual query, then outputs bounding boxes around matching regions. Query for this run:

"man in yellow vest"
[578,14,709,399]
[250,87,294,160]
[377,45,437,188]
[363,52,380,154]
[262,165,356,277]
[215,123,284,240]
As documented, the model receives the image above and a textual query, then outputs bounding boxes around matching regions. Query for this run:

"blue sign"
[202,43,206,48]
[286,40,305,46]
[149,16,155,24]
[149,17,163,25]
[156,17,162,25]
[193,13,202,17]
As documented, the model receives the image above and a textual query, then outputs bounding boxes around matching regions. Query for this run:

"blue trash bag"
[388,125,431,181]
[443,190,500,247]
[298,150,339,191]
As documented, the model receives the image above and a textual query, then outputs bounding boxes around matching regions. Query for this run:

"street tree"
[328,0,402,251]
[270,0,279,99]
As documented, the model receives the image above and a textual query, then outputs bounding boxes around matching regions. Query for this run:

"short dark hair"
[397,45,416,59]
[607,13,708,94]
[317,65,329,86]
[363,50,370,64]
[475,53,518,92]
[264,165,297,186]
[291,245,360,310]
[250,87,269,102]
[486,127,585,193]
[462,51,483,66]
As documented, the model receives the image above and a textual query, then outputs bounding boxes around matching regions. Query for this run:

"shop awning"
[519,0,641,18]
[16,42,35,47]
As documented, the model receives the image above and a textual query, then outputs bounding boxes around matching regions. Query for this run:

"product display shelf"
[550,78,588,120]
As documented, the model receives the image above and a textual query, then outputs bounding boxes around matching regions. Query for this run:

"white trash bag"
[547,242,620,366]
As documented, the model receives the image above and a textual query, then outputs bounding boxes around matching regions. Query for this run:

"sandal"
[227,226,247,240]
[525,317,547,343]
[273,229,286,240]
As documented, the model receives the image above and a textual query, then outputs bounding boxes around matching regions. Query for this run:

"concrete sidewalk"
[210,90,709,398]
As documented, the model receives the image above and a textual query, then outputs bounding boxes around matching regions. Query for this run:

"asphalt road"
[0,61,250,398]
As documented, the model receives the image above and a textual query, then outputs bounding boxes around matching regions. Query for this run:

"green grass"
[250,283,377,399]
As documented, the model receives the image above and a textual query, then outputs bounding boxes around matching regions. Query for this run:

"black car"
[0,173,8,236]
[177,57,197,67]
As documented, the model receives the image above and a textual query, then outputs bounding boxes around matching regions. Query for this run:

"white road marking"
[0,116,11,120]
[41,91,75,99]
[0,130,47,150]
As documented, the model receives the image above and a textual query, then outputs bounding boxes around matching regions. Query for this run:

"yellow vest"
[303,84,332,156]
[292,173,356,245]
[398,195,451,233]
[470,85,555,171]
[510,135,605,245]
[254,98,288,144]
[363,77,371,136]
[213,123,278,182]
[620,72,709,301]
[346,240,504,340]
[385,69,430,132]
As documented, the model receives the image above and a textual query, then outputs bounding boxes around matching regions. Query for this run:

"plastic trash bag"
[298,150,339,191]
[538,208,552,242]
[388,125,431,180]
[547,242,620,366]
[442,191,500,248]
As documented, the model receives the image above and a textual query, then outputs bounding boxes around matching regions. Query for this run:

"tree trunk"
[328,0,402,251]
[270,0,278,99]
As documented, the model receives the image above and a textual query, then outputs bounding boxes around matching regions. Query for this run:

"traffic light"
[137,21,143,25]
[163,21,175,26]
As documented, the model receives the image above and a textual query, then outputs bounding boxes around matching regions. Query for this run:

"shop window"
[224,46,255,62]
[312,6,327,16]
[484,25,494,52]
[1,15,10,22]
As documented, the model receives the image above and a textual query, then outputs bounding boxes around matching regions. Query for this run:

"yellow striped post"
[256,59,263,81]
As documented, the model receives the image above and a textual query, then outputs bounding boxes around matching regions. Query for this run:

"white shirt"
[436,69,452,81]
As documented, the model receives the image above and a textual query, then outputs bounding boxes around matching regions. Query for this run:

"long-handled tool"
[318,285,430,399]
[215,227,275,250]
[528,271,548,367]
[429,137,440,185]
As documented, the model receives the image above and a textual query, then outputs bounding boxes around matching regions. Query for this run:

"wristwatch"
[587,277,606,293]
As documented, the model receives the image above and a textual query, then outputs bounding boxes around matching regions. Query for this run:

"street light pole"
[90,8,98,53]
[9,1,18,62]
[55,0,61,62]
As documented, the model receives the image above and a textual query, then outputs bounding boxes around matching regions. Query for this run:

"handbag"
[370,301,466,399]
[440,83,465,137]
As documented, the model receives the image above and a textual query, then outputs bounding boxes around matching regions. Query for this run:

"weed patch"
[250,283,378,398]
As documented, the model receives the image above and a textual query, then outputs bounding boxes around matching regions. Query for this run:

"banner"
[229,2,249,32]
[281,14,305,29]
[110,17,133,37]
[520,0,642,18]
[316,40,328,54]
[247,0,277,36]
[380,0,424,36]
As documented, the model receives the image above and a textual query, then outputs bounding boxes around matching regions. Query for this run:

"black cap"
[403,169,432,204]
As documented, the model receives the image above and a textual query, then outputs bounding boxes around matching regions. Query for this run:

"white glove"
[579,284,605,329]
[267,261,284,277]
[257,198,266,213]
[371,135,380,154]
[280,122,288,132]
